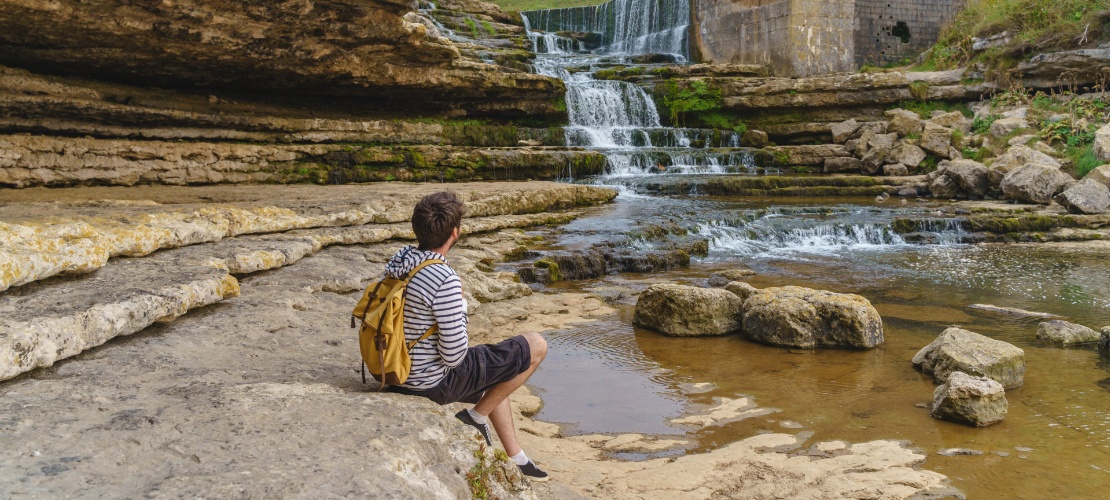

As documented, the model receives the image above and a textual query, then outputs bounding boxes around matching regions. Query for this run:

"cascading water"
[522,0,751,177]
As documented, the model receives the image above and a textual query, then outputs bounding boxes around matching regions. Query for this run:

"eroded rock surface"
[741,286,884,349]
[913,327,1026,389]
[1036,320,1101,347]
[633,284,744,337]
[931,371,1008,427]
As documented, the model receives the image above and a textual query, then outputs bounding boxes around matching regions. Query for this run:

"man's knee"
[522,332,547,365]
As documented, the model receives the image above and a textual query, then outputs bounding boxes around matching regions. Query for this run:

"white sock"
[510,450,529,466]
[467,408,487,425]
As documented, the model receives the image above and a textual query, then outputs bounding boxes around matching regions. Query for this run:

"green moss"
[533,257,561,282]
[660,79,722,126]
[908,81,931,102]
[1073,145,1101,177]
[481,19,496,36]
[463,18,480,38]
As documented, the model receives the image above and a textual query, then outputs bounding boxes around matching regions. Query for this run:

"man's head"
[412,191,466,251]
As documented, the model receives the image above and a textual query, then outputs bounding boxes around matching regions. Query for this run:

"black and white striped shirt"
[384,246,468,389]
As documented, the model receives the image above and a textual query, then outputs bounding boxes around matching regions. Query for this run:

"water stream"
[517,1,1110,497]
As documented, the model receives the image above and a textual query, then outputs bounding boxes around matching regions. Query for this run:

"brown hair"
[412,191,465,250]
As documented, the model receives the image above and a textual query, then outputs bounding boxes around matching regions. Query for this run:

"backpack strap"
[401,258,447,352]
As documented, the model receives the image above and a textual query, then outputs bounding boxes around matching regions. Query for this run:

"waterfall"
[523,0,690,60]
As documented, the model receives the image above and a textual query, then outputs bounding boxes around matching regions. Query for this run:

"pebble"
[938,448,983,456]
[1015,446,1034,452]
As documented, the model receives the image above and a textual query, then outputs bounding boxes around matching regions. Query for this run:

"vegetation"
[490,0,605,13]
[921,0,1110,71]
[894,100,973,119]
[466,445,511,499]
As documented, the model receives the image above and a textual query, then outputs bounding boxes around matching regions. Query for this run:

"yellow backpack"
[351,259,444,389]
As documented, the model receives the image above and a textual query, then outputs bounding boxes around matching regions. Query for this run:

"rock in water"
[931,371,1008,427]
[1000,163,1074,204]
[1100,327,1110,356]
[724,281,759,302]
[1037,320,1101,347]
[912,327,1025,389]
[1055,179,1110,214]
[741,286,883,349]
[633,284,744,337]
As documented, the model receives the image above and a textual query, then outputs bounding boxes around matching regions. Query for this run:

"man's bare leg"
[473,331,547,454]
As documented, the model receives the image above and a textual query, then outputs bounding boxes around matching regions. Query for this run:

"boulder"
[1000,163,1075,204]
[1086,165,1110,188]
[707,268,756,286]
[929,111,972,133]
[929,174,960,198]
[888,141,927,168]
[1007,134,1039,147]
[860,147,889,175]
[912,327,1026,389]
[856,129,876,155]
[885,109,924,137]
[989,144,1061,188]
[897,186,920,198]
[1055,179,1110,214]
[868,132,898,151]
[824,157,862,173]
[1036,320,1101,346]
[633,284,744,337]
[724,281,759,302]
[741,129,770,148]
[883,163,909,176]
[920,123,954,158]
[1100,327,1110,356]
[1091,125,1110,162]
[938,159,989,197]
[931,371,1008,427]
[830,119,861,144]
[989,117,1030,138]
[741,286,883,349]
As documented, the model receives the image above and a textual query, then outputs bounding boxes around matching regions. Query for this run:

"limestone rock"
[1101,327,1110,355]
[860,147,889,175]
[929,174,959,198]
[708,268,756,286]
[931,371,1008,427]
[929,111,972,133]
[741,129,770,148]
[831,119,861,144]
[1086,165,1110,188]
[920,123,954,158]
[825,157,862,173]
[1018,45,1110,89]
[989,145,1061,188]
[888,141,926,169]
[912,327,1026,389]
[885,109,924,137]
[767,145,851,166]
[1036,320,1101,347]
[938,159,989,197]
[1055,179,1110,214]
[883,164,909,176]
[990,117,1030,137]
[0,259,240,381]
[742,286,883,349]
[1001,163,1075,204]
[633,284,744,337]
[724,281,759,302]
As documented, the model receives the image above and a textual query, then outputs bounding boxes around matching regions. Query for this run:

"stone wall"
[691,0,963,76]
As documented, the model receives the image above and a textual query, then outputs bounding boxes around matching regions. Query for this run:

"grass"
[921,0,1110,71]
[490,0,606,13]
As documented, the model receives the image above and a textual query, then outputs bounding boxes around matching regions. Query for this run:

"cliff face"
[0,0,564,118]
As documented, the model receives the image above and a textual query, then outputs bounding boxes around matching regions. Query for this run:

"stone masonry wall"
[855,0,964,67]
[691,0,793,74]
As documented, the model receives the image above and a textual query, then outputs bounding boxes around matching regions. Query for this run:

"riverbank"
[0,182,960,498]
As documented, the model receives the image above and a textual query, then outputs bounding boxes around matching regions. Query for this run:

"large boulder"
[1000,163,1075,204]
[919,123,954,158]
[1055,178,1110,214]
[990,116,1030,137]
[1036,320,1101,347]
[868,132,899,151]
[938,159,989,197]
[989,145,1061,188]
[830,119,861,144]
[1086,165,1110,188]
[929,174,960,198]
[633,284,744,336]
[724,281,760,302]
[889,141,927,168]
[741,286,883,349]
[882,163,909,176]
[860,147,889,175]
[885,109,924,137]
[1092,123,1110,162]
[931,371,1008,427]
[929,111,972,133]
[912,327,1026,389]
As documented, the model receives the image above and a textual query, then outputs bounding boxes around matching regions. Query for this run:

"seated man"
[385,191,549,481]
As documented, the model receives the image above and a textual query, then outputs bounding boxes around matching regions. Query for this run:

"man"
[384,191,550,481]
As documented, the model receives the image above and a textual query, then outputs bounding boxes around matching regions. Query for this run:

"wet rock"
[1001,163,1075,204]
[938,159,989,197]
[633,284,745,337]
[937,448,984,456]
[1086,165,1110,188]
[883,164,909,177]
[707,268,756,287]
[885,109,924,137]
[888,141,926,169]
[989,145,1061,188]
[920,123,954,158]
[929,174,960,198]
[518,250,608,284]
[1036,320,1101,347]
[931,372,1008,427]
[929,111,972,134]
[1100,327,1110,356]
[831,119,861,144]
[724,281,759,302]
[990,117,1031,138]
[741,130,770,148]
[897,186,920,198]
[1054,179,1110,214]
[824,157,862,173]
[913,327,1026,389]
[968,304,1061,319]
[742,286,884,349]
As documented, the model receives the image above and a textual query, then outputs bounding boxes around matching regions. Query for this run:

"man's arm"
[431,274,468,368]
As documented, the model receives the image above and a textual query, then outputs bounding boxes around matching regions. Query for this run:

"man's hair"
[412,191,466,250]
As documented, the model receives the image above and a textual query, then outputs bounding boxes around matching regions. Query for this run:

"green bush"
[1073,145,1102,177]
[661,79,722,125]
[972,115,1000,134]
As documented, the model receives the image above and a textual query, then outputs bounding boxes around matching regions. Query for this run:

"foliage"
[894,100,972,119]
[1039,117,1096,147]
[698,111,747,134]
[962,146,993,161]
[920,0,1110,71]
[921,154,941,172]
[463,18,480,38]
[661,79,722,125]
[1072,145,1102,177]
[908,81,931,102]
[467,445,510,499]
[481,20,497,36]
[972,114,1000,134]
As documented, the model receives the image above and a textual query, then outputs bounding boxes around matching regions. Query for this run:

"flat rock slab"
[969,304,1061,319]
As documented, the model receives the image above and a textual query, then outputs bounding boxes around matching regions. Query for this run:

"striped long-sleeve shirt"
[384,246,469,389]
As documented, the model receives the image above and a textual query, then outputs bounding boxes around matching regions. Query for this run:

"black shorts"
[390,335,531,405]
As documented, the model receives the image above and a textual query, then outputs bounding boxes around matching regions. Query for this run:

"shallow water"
[527,192,1110,498]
